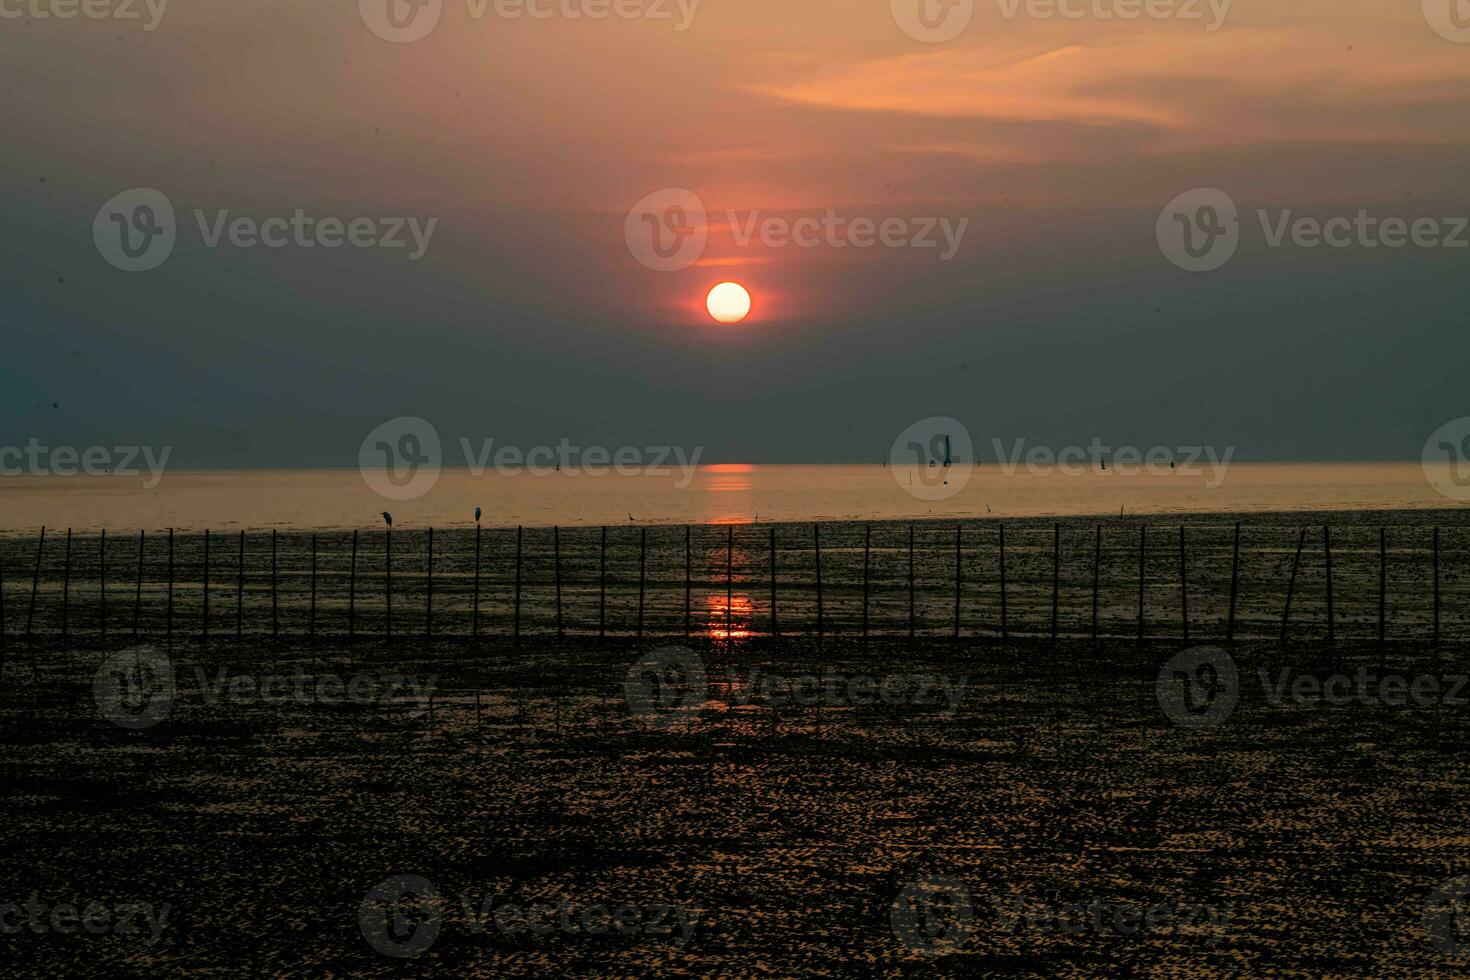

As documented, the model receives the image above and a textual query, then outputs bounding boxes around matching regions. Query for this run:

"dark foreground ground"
[4,630,1470,976]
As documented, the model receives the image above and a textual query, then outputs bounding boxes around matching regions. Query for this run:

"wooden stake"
[813,523,823,638]
[682,525,690,637]
[908,525,915,639]
[1281,527,1305,644]
[426,527,434,637]
[954,525,962,639]
[513,526,522,639]
[61,528,71,641]
[637,527,646,638]
[600,526,608,638]
[1051,523,1060,640]
[999,524,1008,639]
[1379,527,1386,649]
[769,526,778,637]
[861,525,870,640]
[1433,526,1441,646]
[308,532,316,638]
[472,522,482,637]
[203,530,210,640]
[235,530,243,639]
[349,530,358,640]
[1227,522,1240,643]
[727,525,734,639]
[1178,524,1188,644]
[385,526,393,638]
[166,528,174,642]
[270,528,277,639]
[1323,525,1333,644]
[135,529,145,641]
[1137,525,1146,643]
[554,526,563,638]
[98,529,105,642]
[1091,525,1101,642]
[26,526,45,641]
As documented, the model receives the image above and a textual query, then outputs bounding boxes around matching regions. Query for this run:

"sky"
[2,0,1468,466]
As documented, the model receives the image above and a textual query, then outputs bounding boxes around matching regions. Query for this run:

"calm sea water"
[0,463,1454,532]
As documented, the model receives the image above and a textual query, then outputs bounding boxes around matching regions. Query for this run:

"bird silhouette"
[475,506,481,523]
[382,512,393,528]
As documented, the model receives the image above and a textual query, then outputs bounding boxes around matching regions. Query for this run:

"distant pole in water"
[1281,527,1306,644]
[61,528,72,641]
[135,529,145,641]
[1226,523,1240,644]
[862,525,871,641]
[1091,525,1101,642]
[908,525,915,639]
[1136,525,1146,644]
[1051,523,1060,640]
[637,527,646,639]
[769,525,780,638]
[26,526,45,641]
[1433,526,1441,646]
[553,526,563,638]
[1322,525,1333,645]
[204,530,211,640]
[235,530,243,639]
[349,529,358,640]
[426,526,434,637]
[954,525,962,639]
[813,523,823,639]
[999,524,1008,639]
[513,525,522,639]
[1178,524,1188,644]
[270,528,277,640]
[166,528,174,643]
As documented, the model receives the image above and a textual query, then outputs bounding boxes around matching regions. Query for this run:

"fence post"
[554,526,563,638]
[426,527,434,638]
[600,526,608,638]
[235,530,243,639]
[1091,525,1101,641]
[349,530,358,640]
[308,533,316,638]
[999,524,1008,639]
[61,528,71,641]
[473,522,482,637]
[1378,526,1386,650]
[1137,525,1146,643]
[270,529,277,640]
[954,525,962,639]
[862,525,870,640]
[770,526,778,637]
[1281,527,1305,644]
[513,526,522,639]
[26,526,45,641]
[908,525,915,639]
[1433,526,1441,646]
[637,527,646,639]
[1178,525,1188,644]
[727,526,734,639]
[1227,522,1240,643]
[204,530,211,640]
[98,529,105,643]
[0,539,6,651]
[1323,525,1333,645]
[167,528,174,643]
[1051,523,1060,641]
[385,526,393,638]
[813,523,823,638]
[683,525,690,638]
[135,529,145,640]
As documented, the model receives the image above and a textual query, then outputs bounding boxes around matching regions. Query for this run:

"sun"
[706,282,751,324]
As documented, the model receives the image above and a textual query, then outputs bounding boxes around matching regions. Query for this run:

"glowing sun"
[706,282,751,324]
